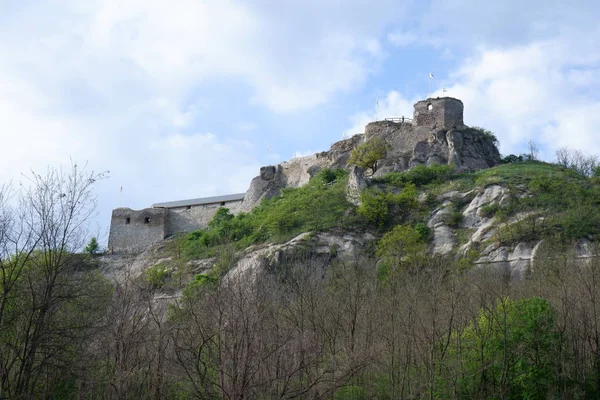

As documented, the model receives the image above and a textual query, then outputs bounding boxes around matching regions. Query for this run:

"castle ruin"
[108,97,500,253]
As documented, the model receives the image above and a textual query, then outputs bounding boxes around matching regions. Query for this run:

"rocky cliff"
[241,97,500,211]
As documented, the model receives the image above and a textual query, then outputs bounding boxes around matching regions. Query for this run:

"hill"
[94,159,600,399]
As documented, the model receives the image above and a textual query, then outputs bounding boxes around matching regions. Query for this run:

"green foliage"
[181,269,219,299]
[335,385,367,400]
[376,224,425,280]
[479,202,500,218]
[501,154,526,164]
[314,168,347,185]
[357,189,390,227]
[85,236,99,255]
[477,162,600,244]
[442,210,464,228]
[472,126,500,146]
[438,297,561,400]
[181,169,352,260]
[145,264,170,289]
[208,207,234,229]
[456,249,480,272]
[414,222,430,241]
[347,138,391,173]
[357,184,418,228]
[379,164,454,187]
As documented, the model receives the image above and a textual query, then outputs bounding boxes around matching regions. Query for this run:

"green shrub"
[182,169,352,260]
[479,202,500,218]
[357,184,418,228]
[501,154,526,164]
[496,214,548,245]
[85,237,99,255]
[380,164,454,187]
[315,168,346,184]
[376,224,426,280]
[471,126,500,146]
[443,210,464,228]
[437,297,560,399]
[357,189,390,227]
[347,138,391,174]
[145,264,169,289]
[414,222,431,241]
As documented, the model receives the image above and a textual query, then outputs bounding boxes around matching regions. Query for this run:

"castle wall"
[108,207,168,253]
[165,199,245,235]
[364,121,431,173]
[413,97,464,129]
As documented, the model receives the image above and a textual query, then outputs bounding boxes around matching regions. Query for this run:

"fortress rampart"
[108,96,500,254]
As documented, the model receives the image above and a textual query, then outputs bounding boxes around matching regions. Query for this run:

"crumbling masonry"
[108,97,500,253]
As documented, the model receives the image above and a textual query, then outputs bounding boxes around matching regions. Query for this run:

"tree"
[438,297,560,399]
[527,140,539,161]
[555,147,599,177]
[347,138,391,174]
[376,224,425,278]
[0,162,111,398]
[85,236,99,254]
[472,126,500,147]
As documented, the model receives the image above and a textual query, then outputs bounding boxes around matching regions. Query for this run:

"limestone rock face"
[427,200,457,255]
[346,166,368,206]
[241,97,500,211]
[242,135,364,210]
[410,128,500,171]
[241,165,286,212]
[327,134,365,169]
[225,231,375,285]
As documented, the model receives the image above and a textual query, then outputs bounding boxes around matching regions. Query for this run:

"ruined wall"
[165,199,245,235]
[364,121,431,175]
[413,97,464,129]
[108,207,168,253]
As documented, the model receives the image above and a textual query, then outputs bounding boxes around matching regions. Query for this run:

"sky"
[1,0,599,243]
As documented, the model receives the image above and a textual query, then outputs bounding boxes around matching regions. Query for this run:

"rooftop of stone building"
[152,193,246,209]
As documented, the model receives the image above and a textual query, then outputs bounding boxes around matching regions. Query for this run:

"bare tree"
[555,147,599,177]
[527,140,539,161]
[0,163,111,398]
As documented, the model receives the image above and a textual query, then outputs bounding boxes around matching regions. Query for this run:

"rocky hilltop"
[242,97,500,211]
[102,92,600,286]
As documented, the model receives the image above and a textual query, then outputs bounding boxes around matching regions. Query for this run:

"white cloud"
[346,36,600,160]
[0,0,408,240]
[344,91,416,137]
[441,38,600,157]
[58,0,401,113]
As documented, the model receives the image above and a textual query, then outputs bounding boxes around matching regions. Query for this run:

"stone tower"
[413,97,464,129]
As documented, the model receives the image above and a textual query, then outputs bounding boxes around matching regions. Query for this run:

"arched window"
[427,103,433,111]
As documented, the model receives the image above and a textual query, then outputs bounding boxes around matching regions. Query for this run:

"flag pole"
[428,79,431,98]
[428,73,434,98]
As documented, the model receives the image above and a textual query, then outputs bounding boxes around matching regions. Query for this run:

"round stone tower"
[413,97,464,129]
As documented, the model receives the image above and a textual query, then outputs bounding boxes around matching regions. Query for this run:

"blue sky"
[1,0,599,242]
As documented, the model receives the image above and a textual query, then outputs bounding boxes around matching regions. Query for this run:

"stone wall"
[108,207,168,253]
[364,121,431,175]
[165,199,245,235]
[413,97,464,129]
[108,96,501,253]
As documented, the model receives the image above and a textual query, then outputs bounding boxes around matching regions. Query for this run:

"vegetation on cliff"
[5,151,600,398]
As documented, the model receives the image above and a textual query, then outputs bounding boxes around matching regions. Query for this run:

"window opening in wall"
[427,103,433,111]
[220,202,226,206]
[144,217,150,224]
[186,206,192,210]
[125,217,130,224]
